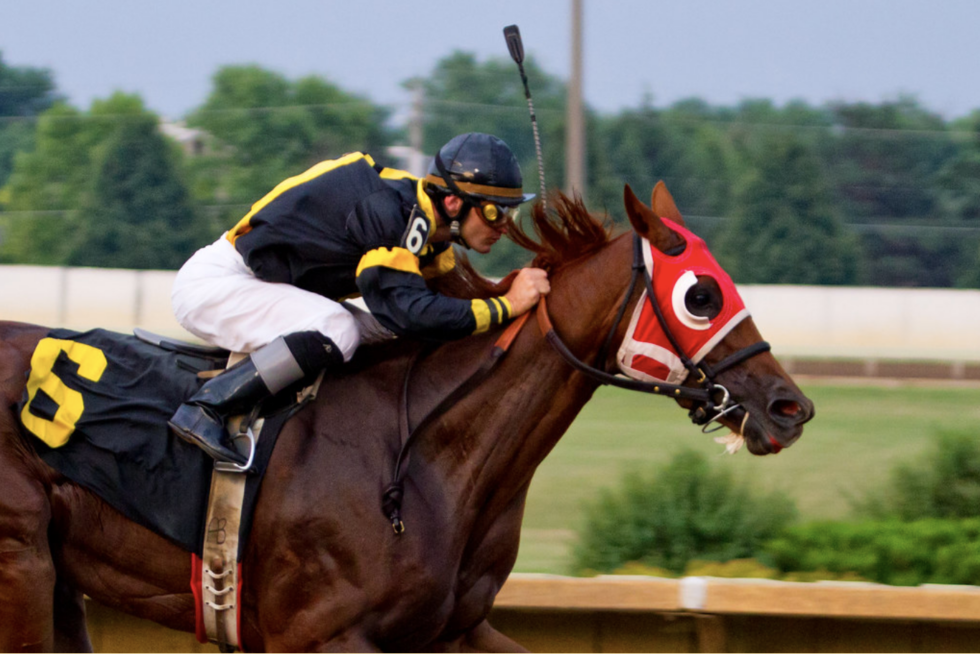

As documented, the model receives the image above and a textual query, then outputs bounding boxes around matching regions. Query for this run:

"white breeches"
[171,235,393,361]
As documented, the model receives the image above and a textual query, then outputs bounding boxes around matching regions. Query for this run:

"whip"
[503,24,547,210]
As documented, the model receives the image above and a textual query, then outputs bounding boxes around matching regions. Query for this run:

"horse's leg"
[52,575,92,653]
[0,439,56,651]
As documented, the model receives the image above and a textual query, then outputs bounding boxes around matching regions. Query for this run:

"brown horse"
[0,186,813,652]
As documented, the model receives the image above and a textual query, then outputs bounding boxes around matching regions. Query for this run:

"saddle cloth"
[16,328,293,555]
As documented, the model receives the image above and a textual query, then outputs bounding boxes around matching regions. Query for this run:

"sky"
[2,0,980,124]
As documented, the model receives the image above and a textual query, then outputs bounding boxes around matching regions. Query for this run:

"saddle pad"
[18,328,225,553]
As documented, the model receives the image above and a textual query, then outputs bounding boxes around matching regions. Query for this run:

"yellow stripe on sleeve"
[471,299,492,334]
[498,296,512,319]
[379,167,416,181]
[227,152,375,245]
[356,247,421,277]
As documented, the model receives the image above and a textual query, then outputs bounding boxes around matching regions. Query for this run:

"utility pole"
[387,81,427,177]
[408,81,426,177]
[565,0,586,199]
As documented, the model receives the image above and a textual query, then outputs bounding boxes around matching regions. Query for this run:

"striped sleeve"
[469,297,513,334]
[356,251,514,340]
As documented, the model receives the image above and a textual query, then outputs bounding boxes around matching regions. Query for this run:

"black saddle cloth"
[18,328,251,553]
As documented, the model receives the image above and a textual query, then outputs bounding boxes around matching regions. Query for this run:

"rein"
[380,233,770,533]
[381,312,531,534]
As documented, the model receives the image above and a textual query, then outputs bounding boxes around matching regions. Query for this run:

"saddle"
[16,327,317,550]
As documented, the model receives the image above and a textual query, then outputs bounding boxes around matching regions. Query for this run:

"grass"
[514,380,980,575]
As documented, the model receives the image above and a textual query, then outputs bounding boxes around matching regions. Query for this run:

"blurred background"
[4,0,980,286]
[4,1,980,650]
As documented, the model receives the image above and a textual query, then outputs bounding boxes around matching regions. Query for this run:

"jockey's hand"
[504,267,550,317]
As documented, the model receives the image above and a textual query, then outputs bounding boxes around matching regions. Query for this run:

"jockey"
[169,133,550,464]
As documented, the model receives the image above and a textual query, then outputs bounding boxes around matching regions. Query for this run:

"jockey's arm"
[356,261,514,340]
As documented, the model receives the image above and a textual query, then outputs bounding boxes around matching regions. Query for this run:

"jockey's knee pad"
[282,331,344,377]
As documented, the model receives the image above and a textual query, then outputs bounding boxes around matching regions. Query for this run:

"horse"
[0,184,814,652]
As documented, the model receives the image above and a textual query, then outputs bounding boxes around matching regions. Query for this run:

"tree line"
[1,49,979,287]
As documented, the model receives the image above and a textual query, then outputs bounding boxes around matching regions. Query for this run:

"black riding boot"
[169,336,309,464]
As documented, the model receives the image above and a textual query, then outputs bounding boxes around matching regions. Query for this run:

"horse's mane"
[508,192,613,273]
[428,192,613,301]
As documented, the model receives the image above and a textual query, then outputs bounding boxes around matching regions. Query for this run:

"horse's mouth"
[720,404,808,456]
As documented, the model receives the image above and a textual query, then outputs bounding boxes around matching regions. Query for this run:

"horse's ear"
[624,183,680,252]
[651,181,686,227]
[623,183,652,236]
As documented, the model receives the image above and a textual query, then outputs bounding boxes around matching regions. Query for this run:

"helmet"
[425,133,535,207]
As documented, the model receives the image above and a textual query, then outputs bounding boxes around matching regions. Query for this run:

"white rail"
[2,265,979,361]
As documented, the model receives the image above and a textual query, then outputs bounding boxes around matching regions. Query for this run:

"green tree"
[601,100,736,238]
[186,64,392,236]
[417,51,570,275]
[715,133,859,285]
[933,111,980,287]
[69,114,202,269]
[0,93,156,264]
[0,51,60,187]
[825,96,951,221]
[821,97,963,286]
[420,50,566,177]
[595,103,674,216]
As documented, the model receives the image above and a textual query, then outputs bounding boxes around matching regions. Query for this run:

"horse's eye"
[684,281,723,319]
[671,271,716,330]
[690,290,711,307]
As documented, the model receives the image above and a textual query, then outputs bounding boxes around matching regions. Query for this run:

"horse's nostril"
[771,399,801,419]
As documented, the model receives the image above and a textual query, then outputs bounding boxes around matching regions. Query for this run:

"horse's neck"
[428,235,633,509]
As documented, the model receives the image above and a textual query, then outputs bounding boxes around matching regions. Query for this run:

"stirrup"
[215,426,257,473]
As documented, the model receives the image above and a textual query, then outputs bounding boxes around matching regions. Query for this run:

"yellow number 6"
[20,338,107,448]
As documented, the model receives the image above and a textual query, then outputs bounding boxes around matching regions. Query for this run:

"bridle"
[382,233,772,533]
[538,234,772,431]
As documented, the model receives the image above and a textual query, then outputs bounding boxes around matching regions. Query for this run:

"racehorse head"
[510,183,813,456]
[618,182,814,454]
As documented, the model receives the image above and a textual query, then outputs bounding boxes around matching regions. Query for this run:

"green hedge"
[767,518,980,586]
[570,449,796,575]
[852,430,980,521]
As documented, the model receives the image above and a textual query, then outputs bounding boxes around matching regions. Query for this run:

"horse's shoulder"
[339,331,496,382]
[0,322,49,404]
[0,320,48,351]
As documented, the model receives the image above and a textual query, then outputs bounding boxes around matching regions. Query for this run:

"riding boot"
[168,336,310,464]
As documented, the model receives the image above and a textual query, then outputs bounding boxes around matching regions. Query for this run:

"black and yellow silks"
[226,152,511,340]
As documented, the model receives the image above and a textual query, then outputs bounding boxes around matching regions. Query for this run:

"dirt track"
[781,357,980,384]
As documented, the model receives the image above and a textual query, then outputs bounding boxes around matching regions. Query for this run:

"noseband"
[538,234,772,430]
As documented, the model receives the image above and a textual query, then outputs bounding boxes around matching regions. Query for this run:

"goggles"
[479,202,517,227]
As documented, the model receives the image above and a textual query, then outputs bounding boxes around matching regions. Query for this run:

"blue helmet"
[425,133,535,207]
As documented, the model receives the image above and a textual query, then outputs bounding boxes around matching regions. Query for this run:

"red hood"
[617,219,749,384]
